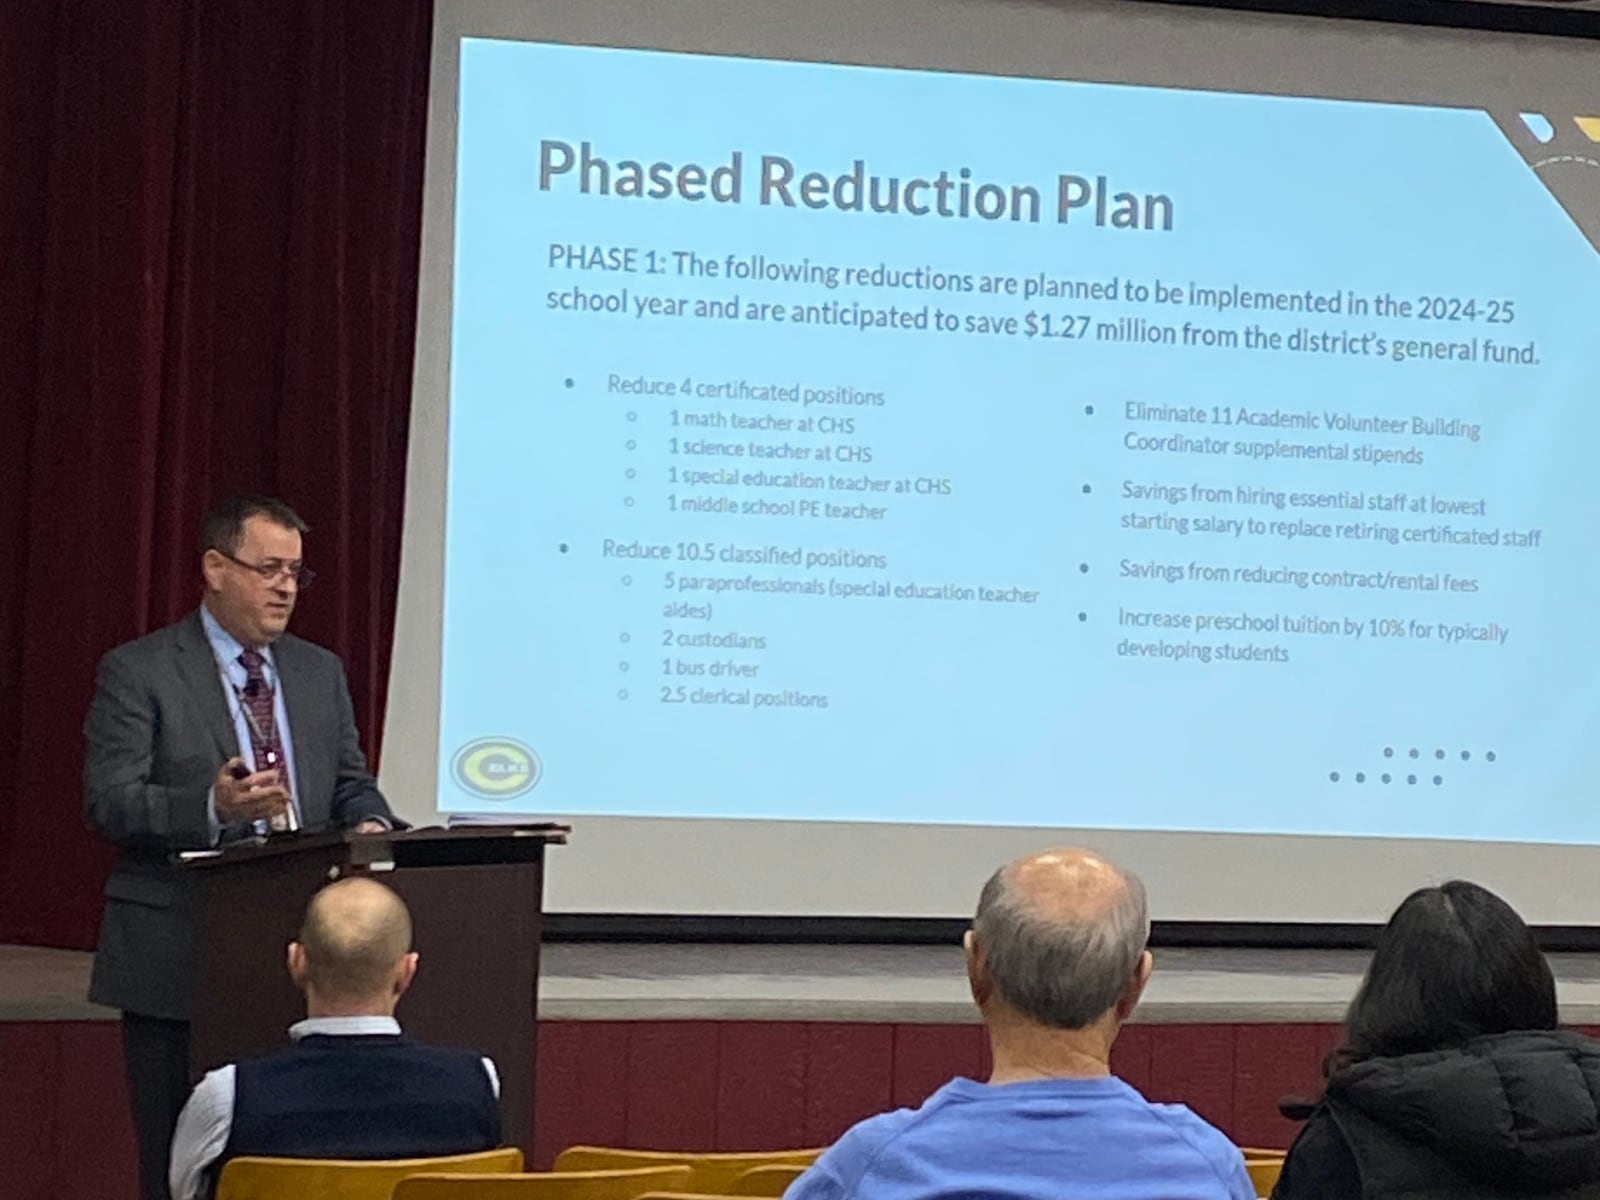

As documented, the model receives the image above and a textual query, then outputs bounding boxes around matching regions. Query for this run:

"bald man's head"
[969,848,1150,1030]
[291,877,415,1006]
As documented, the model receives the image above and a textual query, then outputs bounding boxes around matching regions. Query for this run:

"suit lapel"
[175,610,243,763]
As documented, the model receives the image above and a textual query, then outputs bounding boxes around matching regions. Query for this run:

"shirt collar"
[200,604,277,675]
[944,1074,1134,1099]
[289,1015,402,1040]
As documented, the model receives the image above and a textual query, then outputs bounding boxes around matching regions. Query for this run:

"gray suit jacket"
[84,608,395,1020]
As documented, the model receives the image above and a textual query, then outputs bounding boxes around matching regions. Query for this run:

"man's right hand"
[214,758,291,824]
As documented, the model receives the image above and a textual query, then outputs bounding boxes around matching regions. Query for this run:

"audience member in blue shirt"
[787,848,1254,1200]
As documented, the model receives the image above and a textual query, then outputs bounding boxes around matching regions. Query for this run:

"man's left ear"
[286,941,308,987]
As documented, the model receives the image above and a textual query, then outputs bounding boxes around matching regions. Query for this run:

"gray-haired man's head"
[965,848,1151,1031]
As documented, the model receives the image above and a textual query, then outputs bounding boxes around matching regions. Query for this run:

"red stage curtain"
[0,0,433,947]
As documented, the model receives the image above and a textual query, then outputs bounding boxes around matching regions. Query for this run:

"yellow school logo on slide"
[452,738,541,799]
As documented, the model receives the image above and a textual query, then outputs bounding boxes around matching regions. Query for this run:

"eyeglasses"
[215,548,317,590]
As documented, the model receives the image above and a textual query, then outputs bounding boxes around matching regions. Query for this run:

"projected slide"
[439,37,1600,843]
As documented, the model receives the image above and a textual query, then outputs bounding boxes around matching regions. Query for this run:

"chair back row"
[219,1141,1276,1199]
[216,1147,523,1199]
[396,1165,694,1199]
[215,1146,819,1199]
[553,1145,819,1193]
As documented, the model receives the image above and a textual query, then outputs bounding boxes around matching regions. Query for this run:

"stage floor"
[11,942,1600,1023]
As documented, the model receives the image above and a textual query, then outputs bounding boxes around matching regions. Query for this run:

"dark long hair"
[1328,880,1558,1075]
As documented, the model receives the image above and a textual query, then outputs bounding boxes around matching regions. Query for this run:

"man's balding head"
[968,849,1150,1031]
[287,877,417,1012]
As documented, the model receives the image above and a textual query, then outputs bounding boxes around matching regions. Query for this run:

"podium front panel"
[385,860,542,1150]
[189,843,341,1075]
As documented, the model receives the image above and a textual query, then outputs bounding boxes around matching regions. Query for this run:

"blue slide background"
[439,37,1600,842]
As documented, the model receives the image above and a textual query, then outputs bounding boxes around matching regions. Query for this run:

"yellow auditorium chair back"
[1244,1151,1286,1197]
[393,1165,693,1199]
[726,1171,806,1196]
[553,1147,821,1193]
[730,1164,809,1195]
[214,1147,523,1200]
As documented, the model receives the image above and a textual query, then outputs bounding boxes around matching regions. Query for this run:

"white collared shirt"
[168,1016,500,1200]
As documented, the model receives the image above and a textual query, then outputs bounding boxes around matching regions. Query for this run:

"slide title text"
[539,140,1175,230]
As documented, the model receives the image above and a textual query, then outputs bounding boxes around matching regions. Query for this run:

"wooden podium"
[179,825,567,1153]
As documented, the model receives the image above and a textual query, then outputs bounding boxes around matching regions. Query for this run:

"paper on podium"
[446,812,558,829]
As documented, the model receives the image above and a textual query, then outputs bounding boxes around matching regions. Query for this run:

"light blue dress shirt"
[200,604,301,837]
[786,1075,1255,1200]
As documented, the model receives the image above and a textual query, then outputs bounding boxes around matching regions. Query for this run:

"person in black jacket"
[1273,880,1600,1200]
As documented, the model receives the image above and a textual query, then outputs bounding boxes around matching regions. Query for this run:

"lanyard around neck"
[212,647,279,749]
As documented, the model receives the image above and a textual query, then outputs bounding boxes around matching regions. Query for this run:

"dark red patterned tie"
[238,649,293,831]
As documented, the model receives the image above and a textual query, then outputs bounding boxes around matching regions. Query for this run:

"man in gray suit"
[84,495,398,1200]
